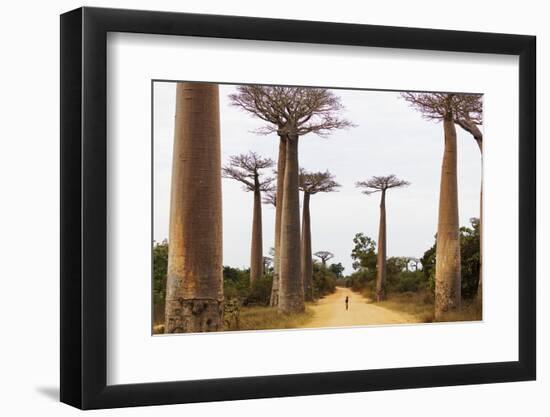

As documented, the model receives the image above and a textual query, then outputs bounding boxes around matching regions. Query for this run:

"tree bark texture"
[301,192,313,301]
[249,185,264,286]
[376,190,387,301]
[434,116,461,320]
[476,178,483,308]
[164,82,223,333]
[270,137,286,306]
[278,136,305,313]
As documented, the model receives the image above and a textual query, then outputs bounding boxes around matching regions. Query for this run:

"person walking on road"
[345,296,349,311]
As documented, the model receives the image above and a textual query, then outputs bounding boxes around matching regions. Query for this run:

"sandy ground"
[299,286,419,328]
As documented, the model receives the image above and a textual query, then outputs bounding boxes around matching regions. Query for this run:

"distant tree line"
[345,217,480,301]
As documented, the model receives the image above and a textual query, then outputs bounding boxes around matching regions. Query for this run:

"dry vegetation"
[225,305,314,332]
[153,305,315,335]
[361,288,482,324]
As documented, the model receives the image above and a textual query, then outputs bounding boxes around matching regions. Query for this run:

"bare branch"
[455,117,483,149]
[262,189,277,206]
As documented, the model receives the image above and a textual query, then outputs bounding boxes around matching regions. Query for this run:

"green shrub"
[312,262,337,298]
[223,266,273,306]
[392,270,424,292]
[420,218,480,299]
[245,275,273,306]
[347,268,375,292]
[223,266,250,301]
[153,240,168,305]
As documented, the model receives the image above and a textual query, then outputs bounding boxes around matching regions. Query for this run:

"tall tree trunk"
[301,192,313,301]
[476,139,483,308]
[250,183,263,286]
[376,190,387,301]
[164,82,223,333]
[475,186,483,308]
[278,136,305,313]
[434,116,461,320]
[270,137,286,306]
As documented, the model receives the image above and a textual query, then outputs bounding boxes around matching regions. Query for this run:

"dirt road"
[299,287,418,329]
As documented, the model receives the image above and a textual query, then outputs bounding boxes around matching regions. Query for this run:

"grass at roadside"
[437,300,482,323]
[152,305,314,334]
[361,289,482,323]
[226,305,314,332]
[375,291,434,323]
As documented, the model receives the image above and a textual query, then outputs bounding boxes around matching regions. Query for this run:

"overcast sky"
[153,82,481,273]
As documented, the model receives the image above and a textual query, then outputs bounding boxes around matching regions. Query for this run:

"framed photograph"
[60,6,536,409]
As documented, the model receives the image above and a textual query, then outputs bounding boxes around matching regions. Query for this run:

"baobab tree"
[454,94,483,306]
[402,92,480,319]
[164,82,223,333]
[314,251,334,267]
[230,86,353,313]
[356,175,409,301]
[262,188,281,305]
[222,152,275,286]
[299,169,340,300]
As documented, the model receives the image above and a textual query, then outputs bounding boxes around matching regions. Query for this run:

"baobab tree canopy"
[356,175,410,194]
[229,86,354,137]
[401,92,482,121]
[299,169,341,194]
[222,152,275,192]
[401,92,483,146]
[314,251,334,265]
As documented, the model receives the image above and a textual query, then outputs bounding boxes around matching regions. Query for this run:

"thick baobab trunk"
[301,192,313,301]
[278,136,305,313]
[434,116,461,320]
[164,83,223,333]
[270,137,286,306]
[376,190,387,301]
[250,183,264,286]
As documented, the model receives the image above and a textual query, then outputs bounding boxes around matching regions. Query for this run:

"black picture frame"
[60,6,536,410]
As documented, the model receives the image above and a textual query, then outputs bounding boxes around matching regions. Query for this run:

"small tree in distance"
[356,175,410,301]
[314,251,335,267]
[329,262,345,278]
